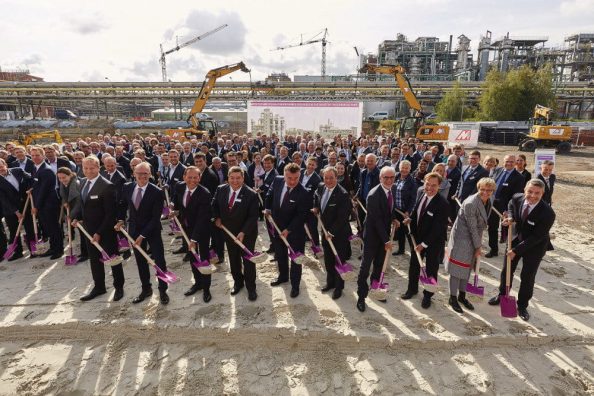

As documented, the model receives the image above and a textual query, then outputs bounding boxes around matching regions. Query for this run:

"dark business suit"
[356,166,380,227]
[165,162,186,187]
[199,166,220,195]
[10,158,36,175]
[116,155,132,179]
[454,164,489,221]
[488,169,524,254]
[537,173,555,205]
[119,182,168,291]
[314,184,351,291]
[445,166,461,221]
[210,164,229,185]
[31,163,63,255]
[406,192,449,298]
[0,169,33,257]
[180,152,195,167]
[259,169,279,243]
[357,184,396,300]
[393,173,417,253]
[265,177,309,290]
[300,170,322,246]
[77,176,124,291]
[173,182,213,289]
[276,157,292,174]
[212,184,259,292]
[498,194,555,309]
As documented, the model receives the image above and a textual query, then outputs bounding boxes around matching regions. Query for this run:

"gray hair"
[526,178,545,190]
[399,160,411,170]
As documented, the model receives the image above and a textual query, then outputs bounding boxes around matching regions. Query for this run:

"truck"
[519,104,572,153]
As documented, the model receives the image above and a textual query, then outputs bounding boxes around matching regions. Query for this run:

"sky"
[1,0,593,82]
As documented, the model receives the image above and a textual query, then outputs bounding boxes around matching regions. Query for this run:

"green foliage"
[378,119,399,132]
[479,65,556,121]
[435,81,469,121]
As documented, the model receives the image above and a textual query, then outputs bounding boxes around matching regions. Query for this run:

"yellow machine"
[519,104,572,153]
[16,130,63,146]
[359,64,449,141]
[164,62,250,141]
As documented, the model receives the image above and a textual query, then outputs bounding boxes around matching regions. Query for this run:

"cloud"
[68,14,110,35]
[560,0,594,16]
[81,70,106,82]
[123,59,157,80]
[22,54,42,66]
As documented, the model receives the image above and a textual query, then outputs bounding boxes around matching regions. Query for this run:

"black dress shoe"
[270,279,288,287]
[8,252,24,261]
[184,284,203,296]
[421,295,432,309]
[173,247,187,255]
[488,295,501,306]
[132,289,153,304]
[39,251,53,258]
[122,250,131,260]
[356,298,366,312]
[449,296,463,313]
[518,307,530,321]
[266,246,274,253]
[248,290,258,301]
[80,288,107,301]
[401,291,417,300]
[290,288,300,298]
[485,251,498,258]
[160,290,170,305]
[183,253,192,262]
[50,252,64,260]
[321,285,334,293]
[203,290,212,303]
[113,288,124,302]
[458,293,474,310]
[332,289,342,300]
[77,255,89,262]
[230,285,244,296]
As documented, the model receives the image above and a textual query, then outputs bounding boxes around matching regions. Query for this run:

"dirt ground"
[0,144,592,395]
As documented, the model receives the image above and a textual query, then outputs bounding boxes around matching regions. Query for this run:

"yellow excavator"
[360,64,449,142]
[519,104,572,153]
[15,130,63,146]
[164,62,250,141]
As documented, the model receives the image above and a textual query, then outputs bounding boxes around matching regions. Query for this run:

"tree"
[479,65,556,121]
[435,81,468,121]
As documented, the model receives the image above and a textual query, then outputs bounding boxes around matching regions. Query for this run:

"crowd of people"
[0,129,557,321]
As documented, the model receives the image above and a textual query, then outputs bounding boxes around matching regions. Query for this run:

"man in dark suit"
[172,166,213,303]
[73,155,125,302]
[116,162,169,304]
[115,146,132,179]
[30,146,64,259]
[488,179,556,321]
[101,156,126,198]
[212,166,260,301]
[402,172,450,309]
[180,142,195,167]
[445,155,461,221]
[276,146,292,174]
[265,163,309,298]
[486,155,524,257]
[164,149,186,187]
[350,154,366,194]
[44,145,71,173]
[300,157,322,246]
[453,150,489,222]
[193,152,219,194]
[537,160,555,206]
[355,166,398,312]
[356,154,380,225]
[9,146,36,174]
[313,166,352,300]
[0,159,34,261]
[210,157,229,185]
[258,155,279,252]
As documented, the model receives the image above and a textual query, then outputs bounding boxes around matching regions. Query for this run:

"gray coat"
[445,192,491,278]
[59,177,82,219]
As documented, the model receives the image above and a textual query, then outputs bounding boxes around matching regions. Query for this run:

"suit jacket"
[118,182,164,239]
[165,162,186,186]
[0,168,33,216]
[265,176,309,246]
[116,155,132,179]
[180,152,195,167]
[537,173,555,205]
[357,166,380,202]
[445,167,461,199]
[77,176,118,252]
[200,166,220,195]
[211,164,229,185]
[148,155,161,179]
[350,165,364,192]
[362,184,397,244]
[509,194,555,259]
[456,164,489,201]
[492,169,524,211]
[46,158,71,171]
[314,184,351,240]
[410,192,449,249]
[394,173,417,214]
[300,170,322,201]
[212,184,259,243]
[10,158,36,174]
[276,157,292,174]
[32,163,60,211]
[259,169,278,197]
[172,182,212,243]
[102,169,127,201]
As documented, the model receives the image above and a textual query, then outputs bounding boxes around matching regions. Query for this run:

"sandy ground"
[0,144,593,395]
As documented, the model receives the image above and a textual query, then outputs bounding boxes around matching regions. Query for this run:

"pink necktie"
[134,187,142,210]
[228,191,236,210]
[184,190,192,207]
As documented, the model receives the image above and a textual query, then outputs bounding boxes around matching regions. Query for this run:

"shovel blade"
[244,251,269,264]
[500,295,518,318]
[466,283,485,297]
[64,255,79,266]
[289,251,308,265]
[208,249,219,264]
[3,243,17,260]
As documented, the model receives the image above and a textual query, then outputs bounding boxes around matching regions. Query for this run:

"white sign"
[247,101,363,139]
[548,128,564,136]
[445,122,480,148]
[534,149,555,176]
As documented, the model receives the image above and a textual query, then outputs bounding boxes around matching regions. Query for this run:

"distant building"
[0,68,44,82]
[265,73,291,83]
[250,108,285,136]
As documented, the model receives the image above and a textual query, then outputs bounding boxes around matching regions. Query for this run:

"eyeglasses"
[382,176,395,179]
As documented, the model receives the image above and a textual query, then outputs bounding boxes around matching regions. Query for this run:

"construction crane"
[273,28,329,80]
[159,24,228,82]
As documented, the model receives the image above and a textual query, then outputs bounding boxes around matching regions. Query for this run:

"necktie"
[184,190,192,207]
[418,195,428,224]
[81,181,91,202]
[495,170,508,197]
[282,188,291,207]
[387,189,393,213]
[321,189,330,212]
[134,187,143,210]
[521,204,530,222]
[228,190,236,210]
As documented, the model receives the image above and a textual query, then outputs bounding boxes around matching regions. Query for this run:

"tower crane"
[272,28,329,80]
[159,24,228,82]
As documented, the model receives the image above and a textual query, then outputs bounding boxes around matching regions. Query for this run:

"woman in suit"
[392,160,417,256]
[57,167,88,261]
[445,177,496,314]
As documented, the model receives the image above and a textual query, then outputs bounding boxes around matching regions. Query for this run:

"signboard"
[247,101,363,139]
[534,149,555,176]
[444,122,480,148]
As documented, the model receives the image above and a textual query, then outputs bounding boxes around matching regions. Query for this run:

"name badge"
[235,198,242,202]
[427,211,434,216]
[527,220,535,225]
[90,195,99,200]
[290,199,295,203]
[329,204,336,207]
[503,183,509,186]
[469,176,475,180]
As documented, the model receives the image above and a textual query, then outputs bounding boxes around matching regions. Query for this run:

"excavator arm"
[188,62,250,129]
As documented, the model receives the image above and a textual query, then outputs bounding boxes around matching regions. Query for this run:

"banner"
[247,101,363,139]
[534,149,555,176]
[445,122,480,148]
